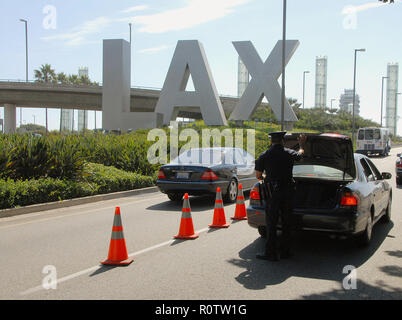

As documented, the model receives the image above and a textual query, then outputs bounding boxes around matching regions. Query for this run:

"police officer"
[255,131,307,261]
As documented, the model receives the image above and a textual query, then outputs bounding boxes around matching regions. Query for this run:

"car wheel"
[167,193,184,202]
[258,226,267,238]
[381,196,392,223]
[357,214,373,247]
[224,179,238,203]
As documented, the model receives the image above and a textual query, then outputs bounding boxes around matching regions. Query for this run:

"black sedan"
[247,133,393,246]
[156,148,258,203]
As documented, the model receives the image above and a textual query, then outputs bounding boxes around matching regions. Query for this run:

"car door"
[360,158,383,218]
[365,158,388,217]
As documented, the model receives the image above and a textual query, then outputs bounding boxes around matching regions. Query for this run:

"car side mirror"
[381,172,392,180]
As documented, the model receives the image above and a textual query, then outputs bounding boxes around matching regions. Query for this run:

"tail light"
[201,169,218,180]
[158,169,166,179]
[340,192,358,206]
[250,186,260,200]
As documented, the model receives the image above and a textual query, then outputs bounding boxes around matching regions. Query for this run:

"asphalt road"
[1,148,401,300]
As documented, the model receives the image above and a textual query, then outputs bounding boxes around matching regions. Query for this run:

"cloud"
[41,16,111,46]
[121,0,252,33]
[138,45,169,54]
[41,0,252,47]
[121,5,149,14]
[342,0,400,14]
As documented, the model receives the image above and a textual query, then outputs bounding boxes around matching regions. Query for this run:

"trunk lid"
[160,165,212,181]
[284,133,356,180]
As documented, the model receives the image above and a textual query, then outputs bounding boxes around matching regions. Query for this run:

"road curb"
[0,186,159,219]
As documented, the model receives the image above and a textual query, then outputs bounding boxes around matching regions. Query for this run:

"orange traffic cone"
[209,187,230,228]
[174,193,199,239]
[231,184,247,221]
[101,207,133,266]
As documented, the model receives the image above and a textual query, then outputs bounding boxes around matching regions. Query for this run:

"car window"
[223,149,235,165]
[365,158,382,180]
[360,159,375,182]
[358,130,365,140]
[293,165,353,180]
[373,129,381,140]
[173,149,224,165]
[243,150,255,166]
[365,129,374,140]
[235,149,245,165]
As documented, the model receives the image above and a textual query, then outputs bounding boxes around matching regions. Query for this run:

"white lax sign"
[155,39,299,126]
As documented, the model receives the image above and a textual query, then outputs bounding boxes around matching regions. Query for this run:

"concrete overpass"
[0,81,241,132]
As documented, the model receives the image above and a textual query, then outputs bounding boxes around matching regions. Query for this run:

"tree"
[79,75,91,85]
[57,72,68,84]
[34,64,56,83]
[68,74,80,85]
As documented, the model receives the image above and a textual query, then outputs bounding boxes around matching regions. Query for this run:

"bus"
[356,127,391,156]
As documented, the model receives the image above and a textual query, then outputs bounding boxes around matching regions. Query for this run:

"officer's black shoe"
[256,253,279,262]
[280,250,294,259]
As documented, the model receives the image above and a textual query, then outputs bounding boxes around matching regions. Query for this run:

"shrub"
[4,134,50,180]
[0,163,156,210]
[83,163,155,194]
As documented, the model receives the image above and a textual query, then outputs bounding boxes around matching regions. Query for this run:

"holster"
[260,179,272,208]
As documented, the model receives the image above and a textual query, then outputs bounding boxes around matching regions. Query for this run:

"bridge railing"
[0,79,239,98]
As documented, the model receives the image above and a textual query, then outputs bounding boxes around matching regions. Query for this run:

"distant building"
[77,67,89,131]
[315,56,327,108]
[385,63,399,136]
[339,89,360,116]
[60,109,73,131]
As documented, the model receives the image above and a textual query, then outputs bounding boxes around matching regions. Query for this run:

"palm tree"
[68,74,81,85]
[57,72,68,84]
[79,75,91,85]
[34,64,56,83]
[33,64,56,134]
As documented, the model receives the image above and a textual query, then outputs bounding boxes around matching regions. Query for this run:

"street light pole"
[129,23,132,46]
[281,0,287,131]
[352,48,366,143]
[380,76,389,127]
[20,18,28,128]
[302,71,310,109]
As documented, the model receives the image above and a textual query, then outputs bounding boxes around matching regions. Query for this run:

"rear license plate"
[176,172,190,179]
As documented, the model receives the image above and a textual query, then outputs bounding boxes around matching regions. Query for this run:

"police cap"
[268,131,287,141]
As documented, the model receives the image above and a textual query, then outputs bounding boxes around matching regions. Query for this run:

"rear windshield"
[293,165,353,180]
[172,149,225,165]
[358,129,381,140]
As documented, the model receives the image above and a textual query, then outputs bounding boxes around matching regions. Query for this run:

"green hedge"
[83,163,156,194]
[0,163,156,210]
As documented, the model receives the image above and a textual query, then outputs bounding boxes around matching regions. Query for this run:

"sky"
[0,0,401,134]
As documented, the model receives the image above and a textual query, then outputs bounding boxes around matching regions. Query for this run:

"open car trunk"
[293,178,347,210]
[284,133,356,210]
[284,133,356,180]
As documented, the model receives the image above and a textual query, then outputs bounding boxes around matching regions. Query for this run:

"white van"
[356,127,391,156]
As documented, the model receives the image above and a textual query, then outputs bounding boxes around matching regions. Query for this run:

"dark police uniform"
[255,132,303,260]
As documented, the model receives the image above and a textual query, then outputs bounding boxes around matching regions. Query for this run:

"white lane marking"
[19,227,210,296]
[0,194,163,230]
